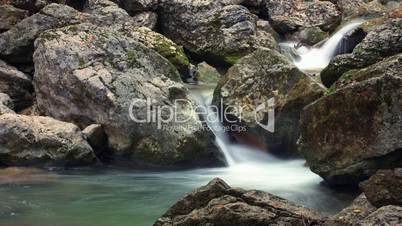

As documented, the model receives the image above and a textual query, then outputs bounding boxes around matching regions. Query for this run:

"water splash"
[282,20,364,72]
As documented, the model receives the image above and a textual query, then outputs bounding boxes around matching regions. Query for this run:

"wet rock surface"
[154,178,323,226]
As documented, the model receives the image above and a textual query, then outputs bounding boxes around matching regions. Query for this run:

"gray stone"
[159,0,277,65]
[298,74,402,185]
[0,59,33,110]
[154,178,323,226]
[0,4,28,32]
[360,169,402,208]
[0,113,98,167]
[33,23,220,167]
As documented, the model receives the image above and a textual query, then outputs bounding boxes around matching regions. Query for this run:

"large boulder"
[154,178,323,226]
[0,4,28,32]
[0,3,83,64]
[0,114,97,167]
[360,168,402,208]
[215,48,325,156]
[158,0,277,66]
[262,0,341,34]
[321,18,402,87]
[83,0,137,26]
[325,194,376,226]
[0,59,33,110]
[298,73,402,185]
[33,23,220,167]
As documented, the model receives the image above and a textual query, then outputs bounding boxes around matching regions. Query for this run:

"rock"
[326,194,376,226]
[132,11,158,29]
[159,0,277,66]
[298,74,402,185]
[289,26,328,46]
[336,0,367,18]
[83,0,136,27]
[33,23,220,167]
[262,0,341,34]
[120,0,158,13]
[0,93,15,115]
[331,53,402,90]
[0,59,33,110]
[82,124,111,161]
[321,18,402,87]
[256,19,279,41]
[154,178,323,226]
[194,62,221,85]
[0,167,56,184]
[215,48,325,156]
[356,205,402,226]
[360,169,402,208]
[8,0,65,14]
[0,114,98,167]
[0,3,83,64]
[0,4,28,32]
[125,26,191,75]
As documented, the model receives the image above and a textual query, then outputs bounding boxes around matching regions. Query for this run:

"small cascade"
[188,86,236,166]
[188,86,274,167]
[281,20,364,72]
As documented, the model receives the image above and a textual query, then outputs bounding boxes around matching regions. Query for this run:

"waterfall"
[188,86,276,167]
[281,20,364,72]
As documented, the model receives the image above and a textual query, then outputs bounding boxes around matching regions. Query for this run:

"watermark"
[128,98,275,133]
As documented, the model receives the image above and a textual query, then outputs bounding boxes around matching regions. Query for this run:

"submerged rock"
[154,178,323,226]
[360,168,402,208]
[215,48,325,156]
[0,167,56,184]
[0,59,33,110]
[321,18,402,87]
[33,23,219,168]
[159,0,277,66]
[0,4,28,32]
[298,74,402,185]
[0,114,97,167]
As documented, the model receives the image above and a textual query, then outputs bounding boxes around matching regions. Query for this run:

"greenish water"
[0,159,356,226]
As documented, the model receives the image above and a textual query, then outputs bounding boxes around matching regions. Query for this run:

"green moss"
[78,57,87,68]
[223,54,243,65]
[127,51,140,68]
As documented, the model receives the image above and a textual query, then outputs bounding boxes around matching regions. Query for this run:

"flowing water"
[0,22,363,226]
[280,20,364,72]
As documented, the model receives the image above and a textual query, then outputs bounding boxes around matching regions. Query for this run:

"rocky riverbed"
[0,0,401,225]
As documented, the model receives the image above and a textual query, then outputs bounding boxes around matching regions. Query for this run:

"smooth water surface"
[0,160,356,226]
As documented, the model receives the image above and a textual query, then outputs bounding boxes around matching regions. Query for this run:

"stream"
[0,20,363,226]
